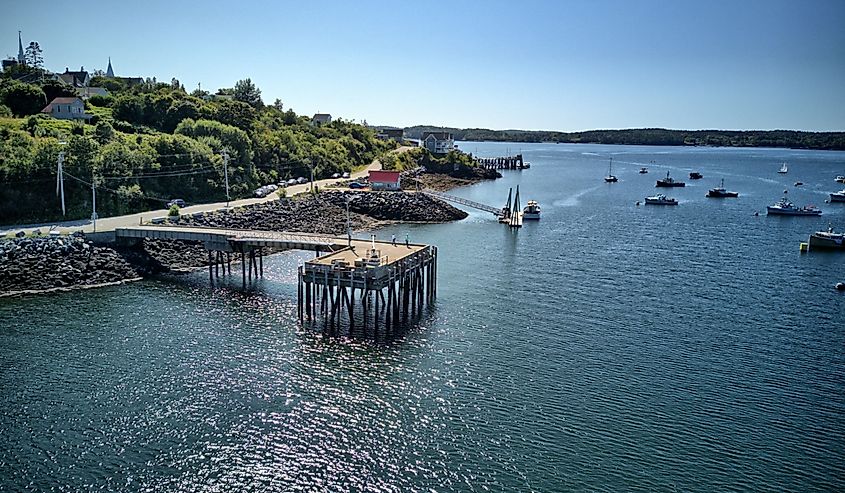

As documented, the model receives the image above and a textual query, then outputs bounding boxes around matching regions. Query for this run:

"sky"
[5,0,845,132]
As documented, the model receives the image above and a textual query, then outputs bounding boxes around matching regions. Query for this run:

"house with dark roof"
[377,128,404,142]
[41,97,92,120]
[422,131,454,154]
[57,67,90,87]
[311,113,332,126]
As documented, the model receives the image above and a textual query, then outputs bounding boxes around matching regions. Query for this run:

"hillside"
[0,71,395,224]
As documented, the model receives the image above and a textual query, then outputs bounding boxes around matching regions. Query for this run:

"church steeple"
[106,57,114,78]
[17,31,24,63]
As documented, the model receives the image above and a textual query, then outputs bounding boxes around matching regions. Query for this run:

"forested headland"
[404,126,845,150]
[0,69,394,225]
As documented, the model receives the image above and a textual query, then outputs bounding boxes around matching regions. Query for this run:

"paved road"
[1,146,412,236]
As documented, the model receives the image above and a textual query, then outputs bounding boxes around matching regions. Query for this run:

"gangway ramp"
[420,190,502,217]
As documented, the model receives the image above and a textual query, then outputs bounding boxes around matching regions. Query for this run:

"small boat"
[644,194,678,205]
[766,196,821,216]
[829,190,845,202]
[807,225,845,250]
[523,200,541,220]
[656,171,685,187]
[778,162,788,174]
[706,179,739,198]
[837,282,845,291]
[835,175,845,184]
[794,181,803,186]
[689,172,703,179]
[639,167,649,174]
[604,157,618,183]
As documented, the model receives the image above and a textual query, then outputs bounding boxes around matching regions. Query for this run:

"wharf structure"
[476,154,527,170]
[114,225,437,334]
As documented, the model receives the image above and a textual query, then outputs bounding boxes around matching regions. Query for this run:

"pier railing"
[421,190,502,216]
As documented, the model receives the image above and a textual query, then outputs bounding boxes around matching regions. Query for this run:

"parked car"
[296,177,308,184]
[331,173,341,179]
[167,199,186,208]
[254,186,273,198]
[342,172,350,179]
[287,178,298,186]
[349,181,366,189]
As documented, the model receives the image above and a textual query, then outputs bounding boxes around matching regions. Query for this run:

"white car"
[296,177,308,184]
[287,178,298,186]
[332,173,341,179]
[342,172,350,179]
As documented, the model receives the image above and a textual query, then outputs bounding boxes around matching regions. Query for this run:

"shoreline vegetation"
[404,126,845,151]
[1,71,397,225]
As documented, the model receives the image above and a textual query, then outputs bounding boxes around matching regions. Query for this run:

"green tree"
[0,81,48,116]
[233,78,263,108]
[0,104,11,117]
[215,99,256,130]
[94,121,115,144]
[24,41,44,69]
[112,94,144,124]
[89,76,127,93]
[39,79,76,102]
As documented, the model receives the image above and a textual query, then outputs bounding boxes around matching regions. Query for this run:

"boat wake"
[553,185,603,208]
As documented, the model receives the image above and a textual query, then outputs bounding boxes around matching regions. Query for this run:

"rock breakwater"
[0,235,139,296]
[1,191,467,296]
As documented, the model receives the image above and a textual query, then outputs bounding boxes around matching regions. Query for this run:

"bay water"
[1,143,844,491]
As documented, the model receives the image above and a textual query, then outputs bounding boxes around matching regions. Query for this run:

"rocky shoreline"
[0,235,140,296]
[0,187,470,297]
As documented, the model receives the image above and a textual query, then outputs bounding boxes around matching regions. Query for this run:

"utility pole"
[56,150,66,216]
[308,158,315,195]
[91,173,98,233]
[346,196,351,247]
[222,149,230,208]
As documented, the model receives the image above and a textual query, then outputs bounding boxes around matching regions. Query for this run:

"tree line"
[403,126,845,151]
[0,70,394,224]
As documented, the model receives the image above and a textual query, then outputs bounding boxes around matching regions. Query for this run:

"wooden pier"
[476,154,527,170]
[114,225,437,335]
[298,240,437,336]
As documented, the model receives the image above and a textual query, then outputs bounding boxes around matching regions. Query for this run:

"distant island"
[403,126,845,151]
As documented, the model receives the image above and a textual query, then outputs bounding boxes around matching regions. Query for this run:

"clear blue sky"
[5,0,845,131]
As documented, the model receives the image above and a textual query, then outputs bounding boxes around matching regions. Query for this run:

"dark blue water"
[2,143,844,492]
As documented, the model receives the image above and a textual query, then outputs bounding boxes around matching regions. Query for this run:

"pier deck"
[115,225,437,334]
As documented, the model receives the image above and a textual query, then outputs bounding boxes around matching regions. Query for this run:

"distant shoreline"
[404,127,845,151]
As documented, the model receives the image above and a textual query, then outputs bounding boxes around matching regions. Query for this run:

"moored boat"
[656,171,685,187]
[639,167,648,174]
[644,194,678,205]
[830,190,845,202]
[778,162,788,174]
[807,225,845,250]
[689,172,703,179]
[835,175,844,183]
[706,179,739,198]
[766,196,821,216]
[604,157,617,183]
[523,200,541,220]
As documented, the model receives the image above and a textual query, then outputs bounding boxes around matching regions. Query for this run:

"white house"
[76,87,110,99]
[369,170,402,191]
[422,131,454,154]
[41,97,92,120]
